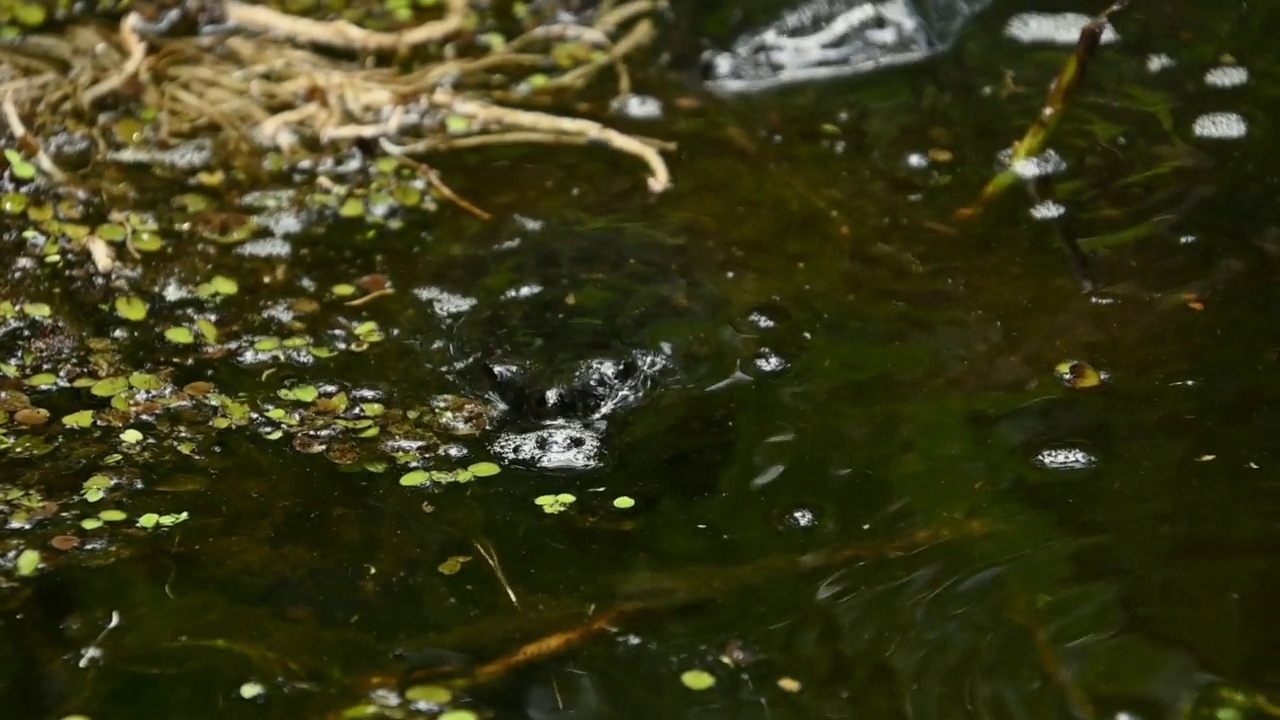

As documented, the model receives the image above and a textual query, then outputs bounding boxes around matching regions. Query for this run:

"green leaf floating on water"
[137,513,160,529]
[680,669,717,691]
[165,326,195,344]
[21,302,51,317]
[158,512,189,526]
[90,376,130,397]
[197,319,219,343]
[62,409,95,428]
[613,496,636,509]
[399,470,429,487]
[82,475,110,502]
[114,295,148,321]
[534,493,577,514]
[403,684,452,704]
[209,275,239,295]
[25,372,57,387]
[132,231,164,252]
[128,372,163,391]
[437,556,469,575]
[119,428,144,444]
[4,149,37,180]
[98,509,127,522]
[467,461,501,477]
[15,549,40,577]
[439,711,479,720]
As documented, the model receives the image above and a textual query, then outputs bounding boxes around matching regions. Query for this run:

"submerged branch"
[402,519,990,688]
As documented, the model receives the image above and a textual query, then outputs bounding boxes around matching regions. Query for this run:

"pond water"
[4,1,1280,719]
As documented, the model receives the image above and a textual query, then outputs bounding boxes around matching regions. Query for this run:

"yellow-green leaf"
[15,548,40,577]
[21,302,51,318]
[196,319,219,343]
[680,669,717,691]
[209,275,239,295]
[128,372,163,391]
[114,295,148,321]
[90,376,129,397]
[62,409,95,428]
[25,373,57,387]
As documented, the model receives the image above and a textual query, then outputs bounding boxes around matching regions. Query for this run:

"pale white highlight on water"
[1029,200,1066,221]
[1192,112,1247,139]
[611,94,664,121]
[412,286,478,316]
[501,284,543,300]
[235,237,292,258]
[1007,148,1067,180]
[1003,12,1119,46]
[1204,65,1248,88]
[1146,53,1175,73]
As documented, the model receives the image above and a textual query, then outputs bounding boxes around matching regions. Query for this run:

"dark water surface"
[4,1,1280,718]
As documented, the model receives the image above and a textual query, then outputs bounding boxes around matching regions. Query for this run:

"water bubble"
[752,348,789,374]
[746,311,778,330]
[1032,445,1098,471]
[785,508,817,528]
[490,424,603,470]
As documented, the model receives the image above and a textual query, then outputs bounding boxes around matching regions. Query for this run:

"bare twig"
[431,88,673,193]
[222,0,470,53]
[82,12,147,105]
[473,537,520,609]
[2,90,67,181]
[378,143,492,220]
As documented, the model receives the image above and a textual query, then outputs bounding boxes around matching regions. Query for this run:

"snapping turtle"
[393,215,739,471]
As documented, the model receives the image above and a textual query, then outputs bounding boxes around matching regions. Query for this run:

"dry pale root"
[0,0,675,201]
